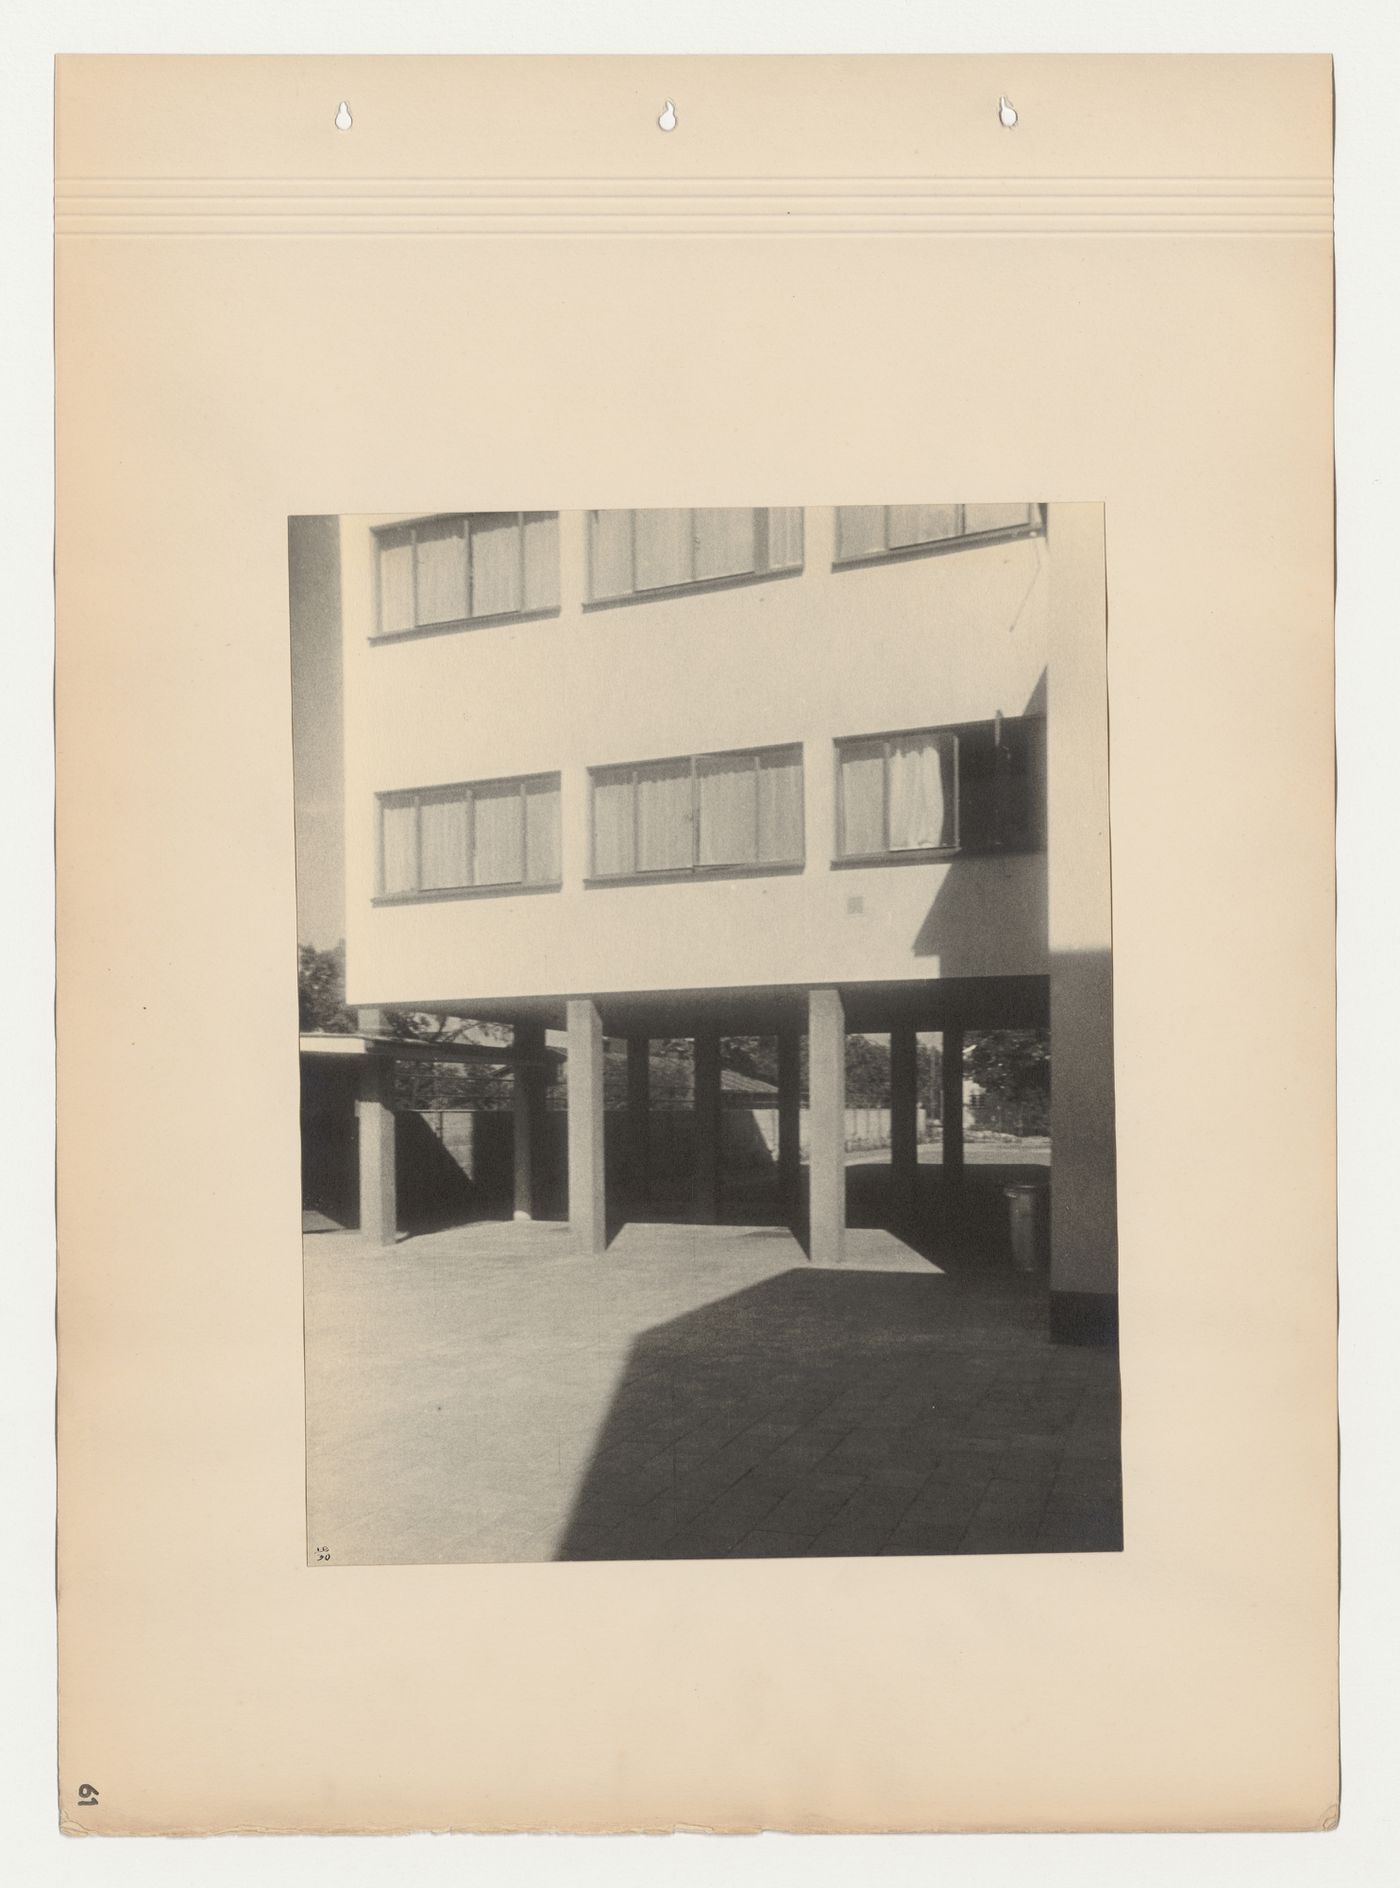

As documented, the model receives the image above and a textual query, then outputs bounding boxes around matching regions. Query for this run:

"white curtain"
[693,508,756,582]
[591,769,635,876]
[635,760,693,870]
[524,777,562,883]
[419,794,469,890]
[381,800,418,894]
[633,510,694,591]
[698,753,758,865]
[378,530,416,633]
[835,506,886,561]
[470,514,522,617]
[839,743,886,855]
[963,502,1035,535]
[887,504,959,548]
[766,507,804,571]
[414,518,467,624]
[756,748,804,862]
[589,511,634,600]
[888,734,952,849]
[472,779,524,884]
[522,513,560,611]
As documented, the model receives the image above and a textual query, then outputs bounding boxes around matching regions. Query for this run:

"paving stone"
[728,1531,815,1559]
[803,1484,924,1556]
[764,1476,867,1537]
[866,1465,936,1493]
[654,1487,790,1558]
[304,1219,1122,1565]
[881,1520,971,1556]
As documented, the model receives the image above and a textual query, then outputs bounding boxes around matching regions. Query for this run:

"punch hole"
[657,99,678,132]
[997,95,1018,129]
[334,100,353,132]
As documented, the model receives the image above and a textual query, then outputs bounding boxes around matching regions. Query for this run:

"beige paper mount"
[56,56,1335,1834]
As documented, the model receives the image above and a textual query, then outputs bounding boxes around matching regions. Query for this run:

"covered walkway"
[337,975,1051,1258]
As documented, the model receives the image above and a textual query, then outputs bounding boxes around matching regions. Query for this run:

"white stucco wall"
[341,507,1052,1009]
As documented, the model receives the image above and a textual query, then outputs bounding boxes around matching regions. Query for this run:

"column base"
[1049,1290,1119,1346]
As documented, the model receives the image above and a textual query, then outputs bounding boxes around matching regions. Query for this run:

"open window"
[836,716,1045,860]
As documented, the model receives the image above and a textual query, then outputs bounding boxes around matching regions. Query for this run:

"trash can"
[1004,1182,1049,1274]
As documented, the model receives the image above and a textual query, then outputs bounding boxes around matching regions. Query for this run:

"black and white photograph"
[290,502,1118,1565]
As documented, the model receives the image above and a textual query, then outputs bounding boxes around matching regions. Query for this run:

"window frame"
[586,741,806,884]
[374,770,563,903]
[370,512,560,640]
[833,715,1047,865]
[832,503,1045,569]
[585,508,805,605]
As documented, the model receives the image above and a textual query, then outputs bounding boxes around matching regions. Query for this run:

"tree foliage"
[651,1031,938,1110]
[298,942,1047,1130]
[964,1028,1050,1134]
[296,942,515,1106]
[297,941,354,1034]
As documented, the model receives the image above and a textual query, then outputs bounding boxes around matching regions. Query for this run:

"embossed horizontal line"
[54,194,1332,210]
[55,226,1334,241]
[52,175,1332,237]
[54,172,1336,189]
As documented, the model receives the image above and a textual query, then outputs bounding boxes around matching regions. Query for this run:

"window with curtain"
[587,508,804,601]
[833,503,1042,564]
[380,798,419,895]
[590,745,804,878]
[418,793,469,891]
[377,774,562,896]
[373,513,560,633]
[837,732,956,855]
[836,717,1046,858]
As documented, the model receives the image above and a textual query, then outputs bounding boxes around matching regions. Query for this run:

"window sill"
[832,521,1045,573]
[370,607,561,646]
[832,844,1044,869]
[582,565,803,612]
[373,881,563,907]
[584,860,805,889]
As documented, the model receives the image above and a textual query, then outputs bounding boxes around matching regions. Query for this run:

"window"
[834,503,1042,564]
[587,508,804,601]
[954,717,1048,853]
[377,774,562,897]
[590,744,804,879]
[836,717,1046,859]
[374,513,560,635]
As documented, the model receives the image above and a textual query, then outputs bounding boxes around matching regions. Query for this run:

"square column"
[513,1019,546,1221]
[356,1055,397,1247]
[566,999,606,1254]
[693,1029,721,1224]
[890,1023,919,1228]
[940,1026,965,1184]
[626,1035,651,1200]
[808,988,846,1266]
[776,1027,802,1221]
[1047,503,1118,1343]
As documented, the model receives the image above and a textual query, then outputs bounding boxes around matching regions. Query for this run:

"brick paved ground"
[303,1215,1120,1566]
